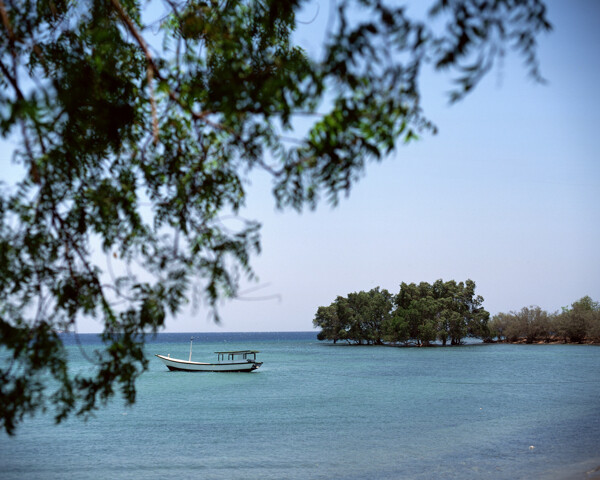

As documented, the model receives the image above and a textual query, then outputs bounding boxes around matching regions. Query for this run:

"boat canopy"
[214,350,260,362]
[214,350,260,354]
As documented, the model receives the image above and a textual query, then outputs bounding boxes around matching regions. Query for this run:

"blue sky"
[187,0,599,333]
[1,1,598,333]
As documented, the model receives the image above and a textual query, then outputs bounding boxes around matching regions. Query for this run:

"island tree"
[0,0,550,434]
[554,296,600,343]
[314,297,348,344]
[502,306,550,343]
[314,287,394,345]
[315,279,489,346]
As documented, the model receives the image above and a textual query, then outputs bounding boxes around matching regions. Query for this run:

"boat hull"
[155,354,262,372]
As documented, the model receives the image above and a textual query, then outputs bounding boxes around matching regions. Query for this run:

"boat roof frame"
[214,350,260,354]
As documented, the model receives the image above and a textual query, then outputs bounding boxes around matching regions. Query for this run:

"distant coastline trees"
[313,280,490,346]
[314,285,600,346]
[490,296,600,344]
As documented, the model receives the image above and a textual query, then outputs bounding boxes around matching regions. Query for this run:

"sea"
[1,332,599,480]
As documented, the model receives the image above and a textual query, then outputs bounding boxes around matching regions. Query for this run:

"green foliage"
[391,279,489,346]
[314,280,489,346]
[313,288,393,345]
[0,0,550,434]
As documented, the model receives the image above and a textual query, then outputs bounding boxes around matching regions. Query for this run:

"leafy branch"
[0,0,551,435]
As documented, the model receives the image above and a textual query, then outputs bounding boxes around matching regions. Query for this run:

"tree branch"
[109,0,230,133]
[0,0,15,44]
[0,58,24,100]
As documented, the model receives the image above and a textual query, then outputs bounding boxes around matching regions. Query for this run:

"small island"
[313,280,600,346]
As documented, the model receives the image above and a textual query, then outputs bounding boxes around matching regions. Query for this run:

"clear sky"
[181,0,599,333]
[2,1,598,333]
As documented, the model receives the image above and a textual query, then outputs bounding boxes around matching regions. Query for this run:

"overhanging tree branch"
[0,0,551,435]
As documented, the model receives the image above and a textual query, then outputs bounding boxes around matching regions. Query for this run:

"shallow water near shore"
[1,332,599,479]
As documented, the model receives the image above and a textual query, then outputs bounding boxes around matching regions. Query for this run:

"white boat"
[155,337,262,372]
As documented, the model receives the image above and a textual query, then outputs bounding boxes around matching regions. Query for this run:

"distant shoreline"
[490,337,600,346]
[321,337,600,347]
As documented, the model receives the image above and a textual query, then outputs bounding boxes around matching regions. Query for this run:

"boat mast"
[189,336,194,362]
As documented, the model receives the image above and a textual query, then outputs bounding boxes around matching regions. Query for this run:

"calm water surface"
[1,332,599,479]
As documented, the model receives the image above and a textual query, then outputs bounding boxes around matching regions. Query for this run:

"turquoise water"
[1,332,599,479]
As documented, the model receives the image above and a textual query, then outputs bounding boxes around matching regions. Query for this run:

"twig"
[0,0,15,43]
[0,59,24,100]
[146,64,159,144]
[109,0,230,132]
[109,0,161,141]
[109,0,159,72]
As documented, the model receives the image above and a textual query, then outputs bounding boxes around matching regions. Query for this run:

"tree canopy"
[0,0,550,434]
[313,280,490,346]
